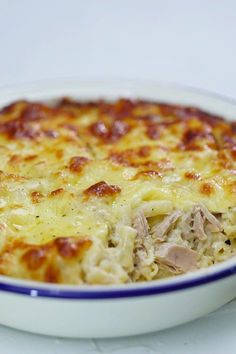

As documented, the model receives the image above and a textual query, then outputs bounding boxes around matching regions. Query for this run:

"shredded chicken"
[182,203,222,241]
[193,210,207,241]
[132,210,149,242]
[151,210,182,242]
[131,203,225,281]
[192,203,222,239]
[132,246,148,280]
[181,210,194,240]
[196,203,222,232]
[156,243,198,273]
[132,211,159,281]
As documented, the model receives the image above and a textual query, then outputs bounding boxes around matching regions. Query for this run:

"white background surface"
[0,0,236,352]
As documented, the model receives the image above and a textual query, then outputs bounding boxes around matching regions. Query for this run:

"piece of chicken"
[132,210,149,242]
[193,210,207,241]
[151,210,182,242]
[193,203,222,240]
[156,243,198,273]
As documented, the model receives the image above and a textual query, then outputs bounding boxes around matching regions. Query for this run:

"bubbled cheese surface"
[0,98,235,284]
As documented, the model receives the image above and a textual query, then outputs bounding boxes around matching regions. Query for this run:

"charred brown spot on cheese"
[24,154,38,161]
[0,239,24,256]
[31,191,44,203]
[51,106,77,119]
[4,236,92,281]
[56,149,64,159]
[109,150,173,171]
[183,129,202,147]
[179,128,217,151]
[84,181,121,197]
[64,136,77,143]
[55,237,92,259]
[100,98,135,119]
[158,103,181,117]
[21,249,46,270]
[146,124,160,140]
[56,97,78,107]
[0,120,40,139]
[219,158,233,170]
[50,188,64,197]
[69,156,90,173]
[221,133,236,160]
[57,97,100,109]
[0,170,25,181]
[113,98,135,118]
[217,150,236,169]
[20,103,50,121]
[0,102,58,140]
[90,120,130,143]
[138,146,150,157]
[0,100,27,115]
[56,98,135,120]
[109,120,130,142]
[8,154,21,164]
[109,152,134,167]
[44,130,59,138]
[53,99,99,119]
[222,132,236,148]
[109,148,150,168]
[231,122,236,134]
[45,264,59,283]
[184,172,202,180]
[230,147,236,160]
[200,183,214,195]
[90,121,108,139]
[158,103,223,127]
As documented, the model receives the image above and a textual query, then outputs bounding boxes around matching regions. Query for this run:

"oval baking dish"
[0,79,235,338]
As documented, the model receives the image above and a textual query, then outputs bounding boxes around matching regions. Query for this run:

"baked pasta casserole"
[0,98,235,284]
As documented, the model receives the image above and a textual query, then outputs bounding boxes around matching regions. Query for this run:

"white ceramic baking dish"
[0,79,235,338]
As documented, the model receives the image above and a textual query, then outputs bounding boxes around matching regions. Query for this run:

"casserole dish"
[0,79,235,338]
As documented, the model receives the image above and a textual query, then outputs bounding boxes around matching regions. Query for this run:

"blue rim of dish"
[0,79,236,299]
[0,264,236,299]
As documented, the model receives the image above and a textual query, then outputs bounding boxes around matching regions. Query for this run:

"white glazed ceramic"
[0,79,236,338]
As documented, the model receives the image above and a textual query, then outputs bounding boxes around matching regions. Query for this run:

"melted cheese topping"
[0,98,235,284]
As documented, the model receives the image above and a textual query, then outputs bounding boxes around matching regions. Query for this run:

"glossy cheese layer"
[0,98,235,284]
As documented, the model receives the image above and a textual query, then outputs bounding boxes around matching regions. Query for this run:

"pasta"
[0,98,235,284]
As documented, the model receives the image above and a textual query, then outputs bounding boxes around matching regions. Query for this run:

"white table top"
[0,0,236,352]
[1,299,236,354]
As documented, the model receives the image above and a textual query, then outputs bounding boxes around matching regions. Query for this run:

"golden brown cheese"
[0,98,235,284]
